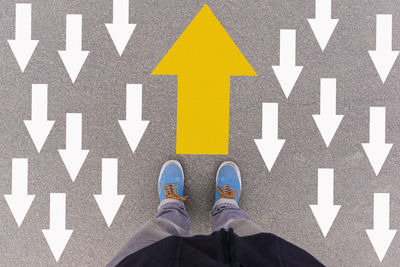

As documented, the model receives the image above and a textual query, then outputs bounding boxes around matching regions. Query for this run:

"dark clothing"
[117,228,324,267]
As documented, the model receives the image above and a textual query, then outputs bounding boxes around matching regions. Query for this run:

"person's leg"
[210,161,263,237]
[107,200,189,266]
[210,198,263,236]
[107,161,189,267]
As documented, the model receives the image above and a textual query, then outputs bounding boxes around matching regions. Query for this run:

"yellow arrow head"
[151,4,257,76]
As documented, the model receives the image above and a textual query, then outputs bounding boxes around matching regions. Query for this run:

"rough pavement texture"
[0,0,399,266]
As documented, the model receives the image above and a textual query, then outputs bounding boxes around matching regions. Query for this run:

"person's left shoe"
[158,160,187,203]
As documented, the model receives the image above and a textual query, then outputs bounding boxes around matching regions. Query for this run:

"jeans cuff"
[212,198,239,210]
[158,198,185,210]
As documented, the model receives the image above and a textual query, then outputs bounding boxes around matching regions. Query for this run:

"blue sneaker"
[215,161,241,203]
[158,160,187,203]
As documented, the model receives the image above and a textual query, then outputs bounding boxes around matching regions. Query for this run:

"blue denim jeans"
[107,198,263,267]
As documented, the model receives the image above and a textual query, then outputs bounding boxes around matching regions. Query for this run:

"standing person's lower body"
[107,160,263,267]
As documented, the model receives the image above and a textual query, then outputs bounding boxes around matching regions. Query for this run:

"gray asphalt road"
[1,0,400,266]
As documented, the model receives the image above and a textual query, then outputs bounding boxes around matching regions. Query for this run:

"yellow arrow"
[152,4,257,154]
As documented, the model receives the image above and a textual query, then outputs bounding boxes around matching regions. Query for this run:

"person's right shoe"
[215,161,241,203]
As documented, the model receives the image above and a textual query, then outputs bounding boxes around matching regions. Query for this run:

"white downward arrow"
[7,3,39,72]
[24,84,55,153]
[312,79,343,147]
[4,158,35,227]
[254,103,285,171]
[119,84,149,154]
[58,113,89,182]
[58,14,89,83]
[362,107,392,176]
[366,193,397,262]
[42,193,73,262]
[307,0,338,51]
[309,168,341,237]
[94,158,125,227]
[369,14,399,83]
[106,0,136,56]
[272,29,303,98]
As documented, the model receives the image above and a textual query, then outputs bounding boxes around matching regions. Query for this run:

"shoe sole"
[216,161,241,189]
[158,160,184,187]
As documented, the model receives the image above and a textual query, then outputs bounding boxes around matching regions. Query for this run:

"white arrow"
[366,193,397,262]
[309,168,341,237]
[307,0,338,51]
[312,79,343,147]
[368,14,399,83]
[7,3,39,72]
[362,107,392,176]
[23,84,55,153]
[58,113,89,182]
[94,158,125,227]
[106,0,136,56]
[119,84,149,154]
[272,29,303,98]
[254,103,285,171]
[42,193,73,262]
[4,159,35,227]
[58,14,89,83]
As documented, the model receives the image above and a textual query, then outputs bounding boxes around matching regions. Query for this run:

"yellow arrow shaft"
[176,74,230,154]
